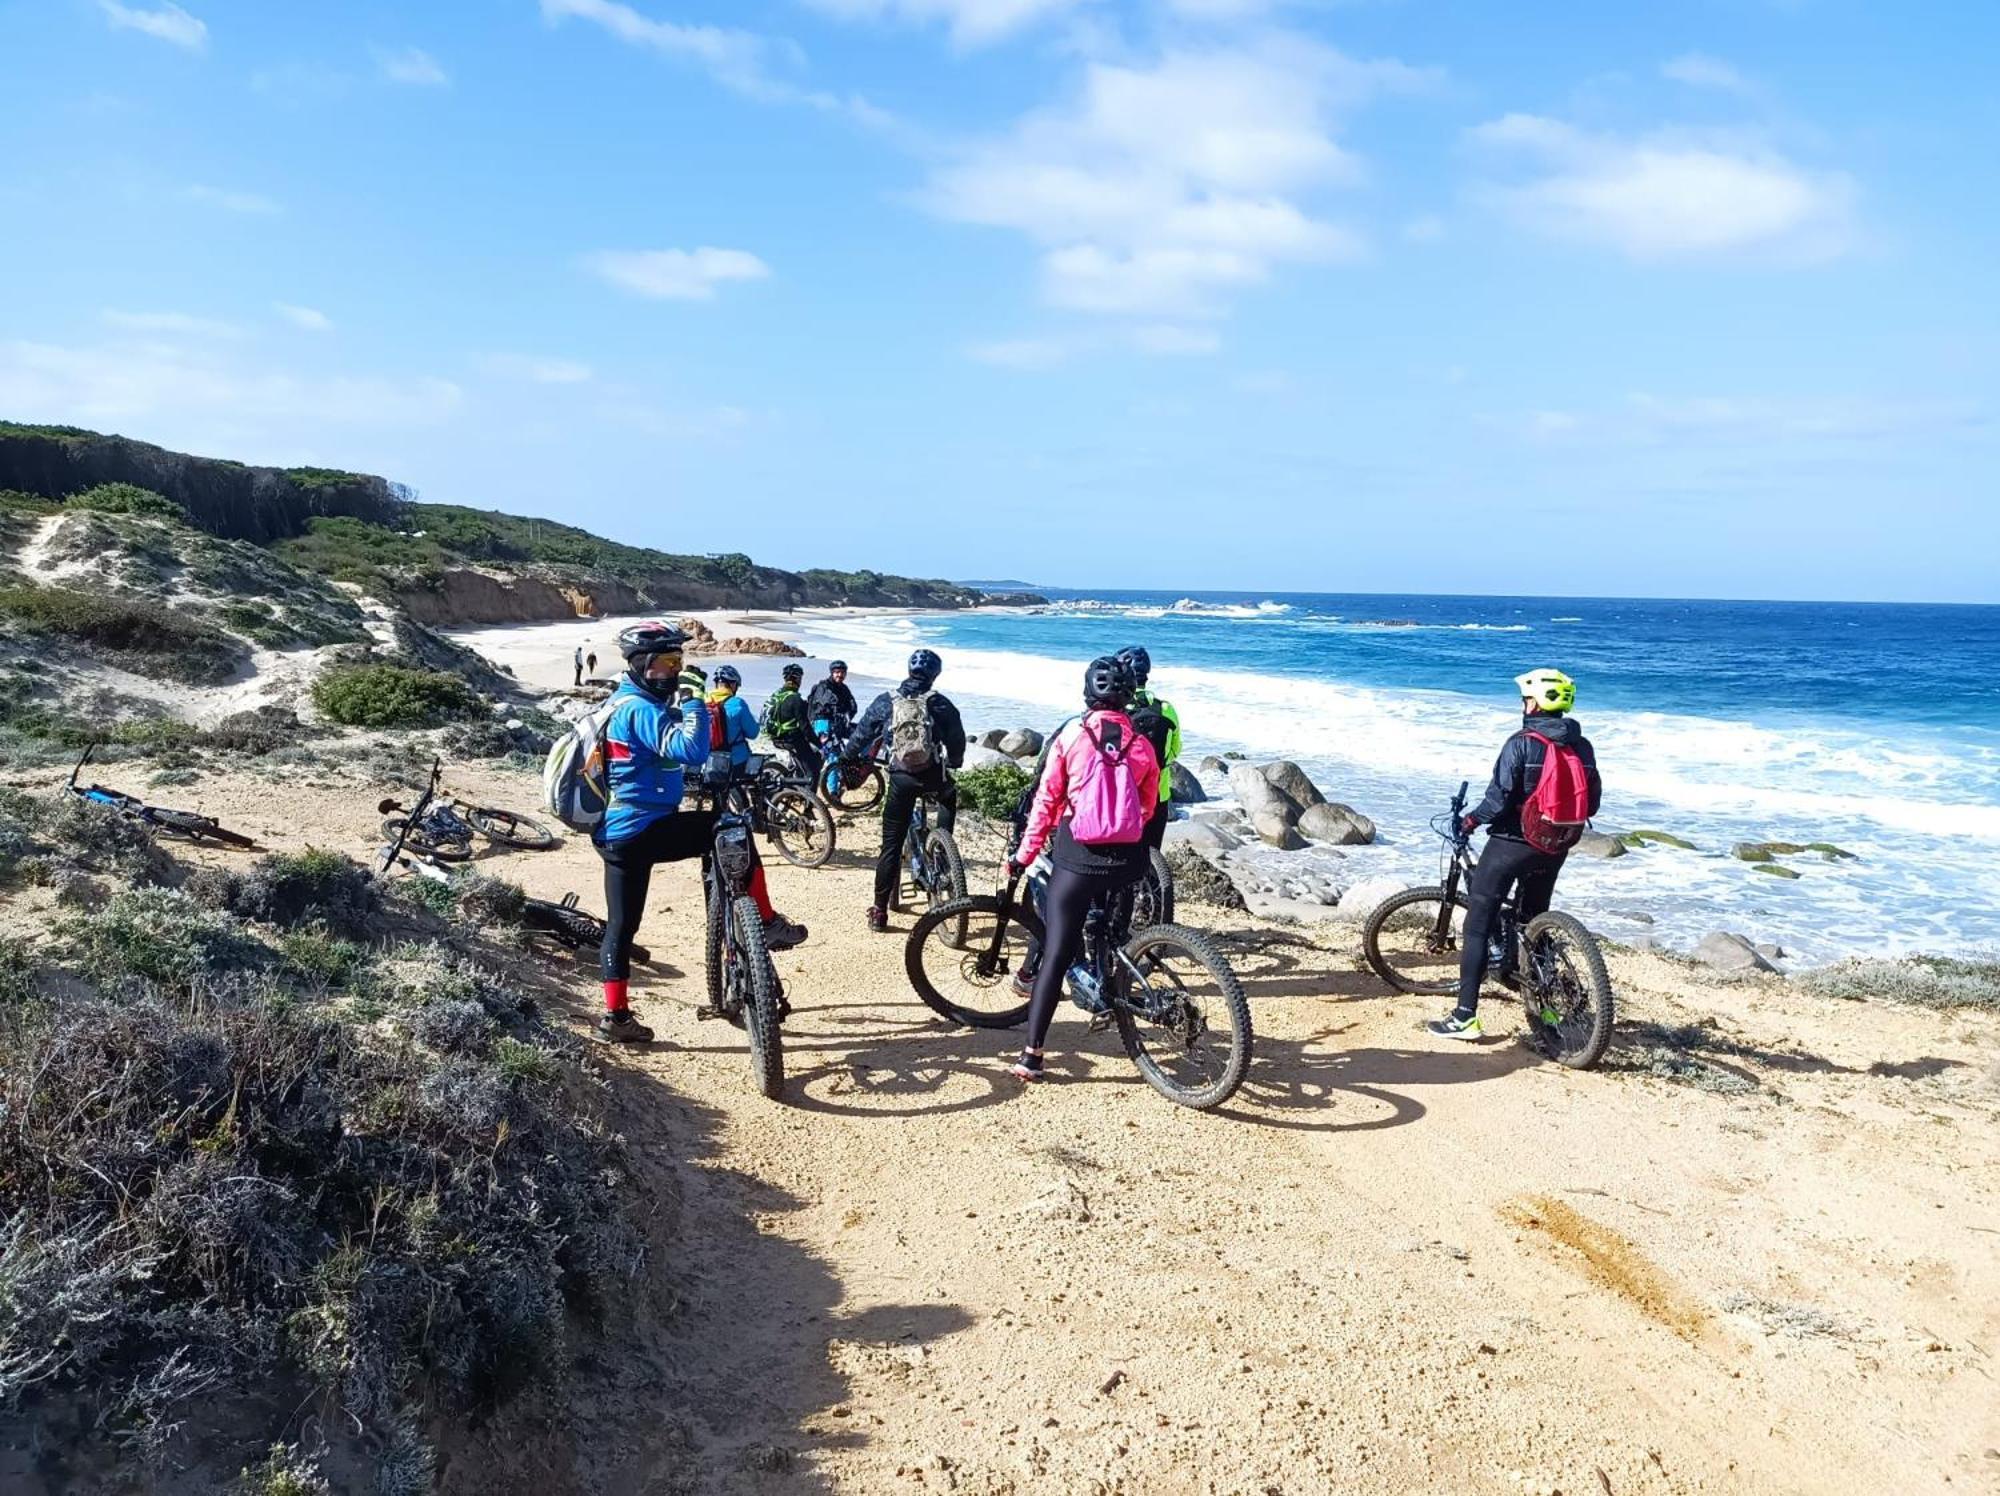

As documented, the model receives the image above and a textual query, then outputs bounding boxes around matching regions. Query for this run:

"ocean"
[784,590,2000,966]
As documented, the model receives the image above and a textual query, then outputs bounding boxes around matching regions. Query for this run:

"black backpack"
[1129,692,1173,767]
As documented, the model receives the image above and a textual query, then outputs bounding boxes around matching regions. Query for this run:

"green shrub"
[278,926,367,988]
[238,1443,333,1496]
[955,760,1033,818]
[0,583,243,684]
[1803,955,2000,1009]
[232,848,377,932]
[0,936,35,1004]
[69,482,185,521]
[60,887,265,991]
[312,663,482,728]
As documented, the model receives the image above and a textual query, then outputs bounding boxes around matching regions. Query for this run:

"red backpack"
[1520,732,1592,854]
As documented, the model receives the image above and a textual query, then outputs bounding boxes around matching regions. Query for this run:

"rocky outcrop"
[0,426,404,541]
[1574,830,1629,859]
[1297,803,1375,846]
[1167,761,1206,803]
[1228,760,1376,847]
[1260,762,1325,814]
[1695,932,1780,973]
[1164,845,1247,911]
[997,728,1045,759]
[393,569,588,626]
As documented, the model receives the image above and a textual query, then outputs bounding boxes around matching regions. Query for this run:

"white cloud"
[275,303,334,332]
[101,309,243,339]
[540,0,891,125]
[0,338,461,435]
[581,247,772,301]
[1662,53,1753,96]
[99,1,206,51]
[376,45,449,87]
[1469,113,1856,262]
[800,0,1085,48]
[967,338,1069,371]
[477,353,595,384]
[924,39,1419,320]
[185,183,281,216]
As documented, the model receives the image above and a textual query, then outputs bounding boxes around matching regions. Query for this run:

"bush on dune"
[0,583,244,684]
[1803,954,2000,1009]
[311,662,483,728]
[955,760,1034,819]
[69,482,186,521]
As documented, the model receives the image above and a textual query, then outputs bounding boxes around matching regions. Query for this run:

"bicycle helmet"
[1515,668,1575,713]
[781,663,804,683]
[829,659,848,672]
[712,664,742,689]
[1084,655,1135,710]
[1115,645,1151,687]
[618,621,690,699]
[907,648,942,685]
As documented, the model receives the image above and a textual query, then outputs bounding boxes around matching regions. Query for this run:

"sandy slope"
[21,747,1992,1496]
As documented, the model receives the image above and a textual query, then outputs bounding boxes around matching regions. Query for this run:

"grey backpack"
[888,691,937,773]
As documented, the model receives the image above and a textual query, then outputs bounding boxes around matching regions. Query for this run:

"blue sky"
[1,0,1995,602]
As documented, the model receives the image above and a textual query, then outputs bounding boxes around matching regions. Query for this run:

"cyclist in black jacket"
[846,648,966,932]
[1431,668,1602,1042]
[806,661,859,735]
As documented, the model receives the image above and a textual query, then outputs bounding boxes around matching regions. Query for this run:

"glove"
[1005,858,1025,881]
[1460,814,1479,835]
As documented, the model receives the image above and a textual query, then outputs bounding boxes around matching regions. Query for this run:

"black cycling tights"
[598,809,718,983]
[1024,863,1140,1052]
[1457,834,1565,1015]
[874,768,958,910]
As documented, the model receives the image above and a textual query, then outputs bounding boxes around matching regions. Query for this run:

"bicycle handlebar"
[377,757,445,876]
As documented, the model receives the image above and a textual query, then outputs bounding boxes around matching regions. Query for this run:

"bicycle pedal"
[1086,1012,1114,1034]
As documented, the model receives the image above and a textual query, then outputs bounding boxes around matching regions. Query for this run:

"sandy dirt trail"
[18,753,1995,1495]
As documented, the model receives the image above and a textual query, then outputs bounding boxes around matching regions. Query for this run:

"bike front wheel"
[767,788,836,868]
[381,816,473,861]
[919,830,968,946]
[1361,885,1467,995]
[904,894,1042,1029]
[728,894,785,1100]
[1520,911,1616,1070]
[467,806,558,850]
[826,761,885,812]
[1111,923,1252,1111]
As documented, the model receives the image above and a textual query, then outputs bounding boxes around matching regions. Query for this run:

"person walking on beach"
[1430,668,1602,1042]
[763,663,820,784]
[1117,645,1181,850]
[573,644,584,687]
[807,660,858,737]
[847,648,965,933]
[1004,656,1160,1082]
[586,648,598,680]
[594,624,805,1045]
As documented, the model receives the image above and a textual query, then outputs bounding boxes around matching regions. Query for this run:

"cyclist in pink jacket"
[1004,656,1160,1083]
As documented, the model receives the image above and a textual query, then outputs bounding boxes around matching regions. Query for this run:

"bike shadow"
[1217,1024,1540,1133]
[1208,925,1381,1003]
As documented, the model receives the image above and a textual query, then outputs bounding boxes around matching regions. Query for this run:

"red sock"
[747,865,776,922]
[602,979,629,1014]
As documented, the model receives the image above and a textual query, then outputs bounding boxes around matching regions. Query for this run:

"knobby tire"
[1521,910,1616,1070]
[1111,923,1252,1111]
[730,895,786,1099]
[1362,885,1466,996]
[904,894,1042,1029]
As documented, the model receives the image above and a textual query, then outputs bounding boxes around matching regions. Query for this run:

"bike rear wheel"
[1111,923,1252,1111]
[467,806,558,850]
[1361,885,1467,996]
[905,894,1041,1028]
[151,807,259,850]
[381,817,473,862]
[728,894,785,1099]
[1132,844,1175,929]
[827,761,885,812]
[704,878,725,1008]
[767,788,836,868]
[1520,911,1616,1069]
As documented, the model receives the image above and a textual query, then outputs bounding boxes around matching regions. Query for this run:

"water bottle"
[1067,962,1103,1011]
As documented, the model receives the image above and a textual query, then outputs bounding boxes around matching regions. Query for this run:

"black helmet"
[1084,655,1135,710]
[712,664,742,689]
[908,648,942,685]
[617,620,689,662]
[782,663,804,682]
[829,659,848,672]
[1115,645,1151,686]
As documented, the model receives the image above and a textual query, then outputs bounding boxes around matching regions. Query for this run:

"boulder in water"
[978,728,1008,750]
[1228,763,1294,823]
[1251,809,1306,850]
[959,744,1015,772]
[1297,803,1375,845]
[1198,754,1230,777]
[1259,760,1326,815]
[996,728,1044,760]
[1574,830,1628,859]
[1619,828,1696,851]
[1752,862,1802,879]
[1167,761,1206,803]
[1694,932,1779,973]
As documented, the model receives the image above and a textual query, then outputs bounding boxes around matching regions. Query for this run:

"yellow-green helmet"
[1515,668,1575,713]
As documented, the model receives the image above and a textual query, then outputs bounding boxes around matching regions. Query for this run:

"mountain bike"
[693,763,787,1100]
[905,866,1252,1110]
[1361,781,1615,1069]
[65,744,259,849]
[745,754,837,868]
[898,787,967,944]
[378,764,559,860]
[817,730,885,811]
[375,763,649,964]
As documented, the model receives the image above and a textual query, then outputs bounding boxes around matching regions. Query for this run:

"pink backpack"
[1065,711,1155,844]
[1520,731,1592,854]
